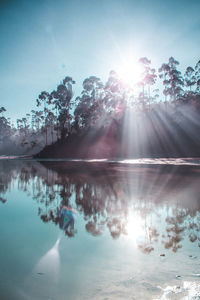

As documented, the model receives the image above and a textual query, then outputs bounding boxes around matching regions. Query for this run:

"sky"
[0,0,200,120]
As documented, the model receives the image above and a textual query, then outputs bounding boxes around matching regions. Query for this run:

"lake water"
[0,158,200,300]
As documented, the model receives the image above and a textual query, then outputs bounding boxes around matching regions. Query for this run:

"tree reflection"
[0,160,200,254]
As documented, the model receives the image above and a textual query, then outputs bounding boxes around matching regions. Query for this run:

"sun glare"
[126,212,144,243]
[116,59,143,87]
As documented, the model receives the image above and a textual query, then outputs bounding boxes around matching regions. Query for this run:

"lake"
[0,158,200,299]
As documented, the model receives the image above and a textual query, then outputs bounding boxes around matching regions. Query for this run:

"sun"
[115,58,143,87]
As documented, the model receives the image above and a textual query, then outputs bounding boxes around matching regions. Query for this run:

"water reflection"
[0,159,200,255]
[59,206,77,237]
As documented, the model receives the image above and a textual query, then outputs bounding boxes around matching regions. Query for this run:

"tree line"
[0,56,200,155]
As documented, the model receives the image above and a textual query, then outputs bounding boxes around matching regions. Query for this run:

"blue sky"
[0,0,200,120]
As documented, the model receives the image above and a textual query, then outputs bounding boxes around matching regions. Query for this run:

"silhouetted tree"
[50,76,75,140]
[36,91,51,145]
[184,66,196,91]
[138,57,157,108]
[74,76,104,130]
[0,107,12,146]
[159,57,184,103]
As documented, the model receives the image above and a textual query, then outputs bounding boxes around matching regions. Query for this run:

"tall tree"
[0,107,12,145]
[159,57,184,103]
[138,57,157,108]
[104,71,126,121]
[50,76,75,140]
[184,66,196,91]
[74,76,104,130]
[36,91,51,145]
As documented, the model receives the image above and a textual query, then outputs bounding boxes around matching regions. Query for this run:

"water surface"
[0,158,200,299]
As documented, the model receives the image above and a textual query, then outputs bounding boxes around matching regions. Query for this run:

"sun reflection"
[126,212,145,243]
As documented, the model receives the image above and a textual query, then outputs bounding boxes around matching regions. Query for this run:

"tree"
[0,106,6,114]
[195,60,200,93]
[184,66,196,91]
[74,76,104,130]
[0,107,12,145]
[36,91,51,146]
[50,76,75,140]
[45,109,57,144]
[138,57,157,108]
[159,57,184,103]
[104,71,126,120]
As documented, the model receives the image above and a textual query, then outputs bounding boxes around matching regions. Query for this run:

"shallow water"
[0,158,200,299]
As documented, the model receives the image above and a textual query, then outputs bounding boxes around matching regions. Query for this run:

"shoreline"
[1,156,200,166]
